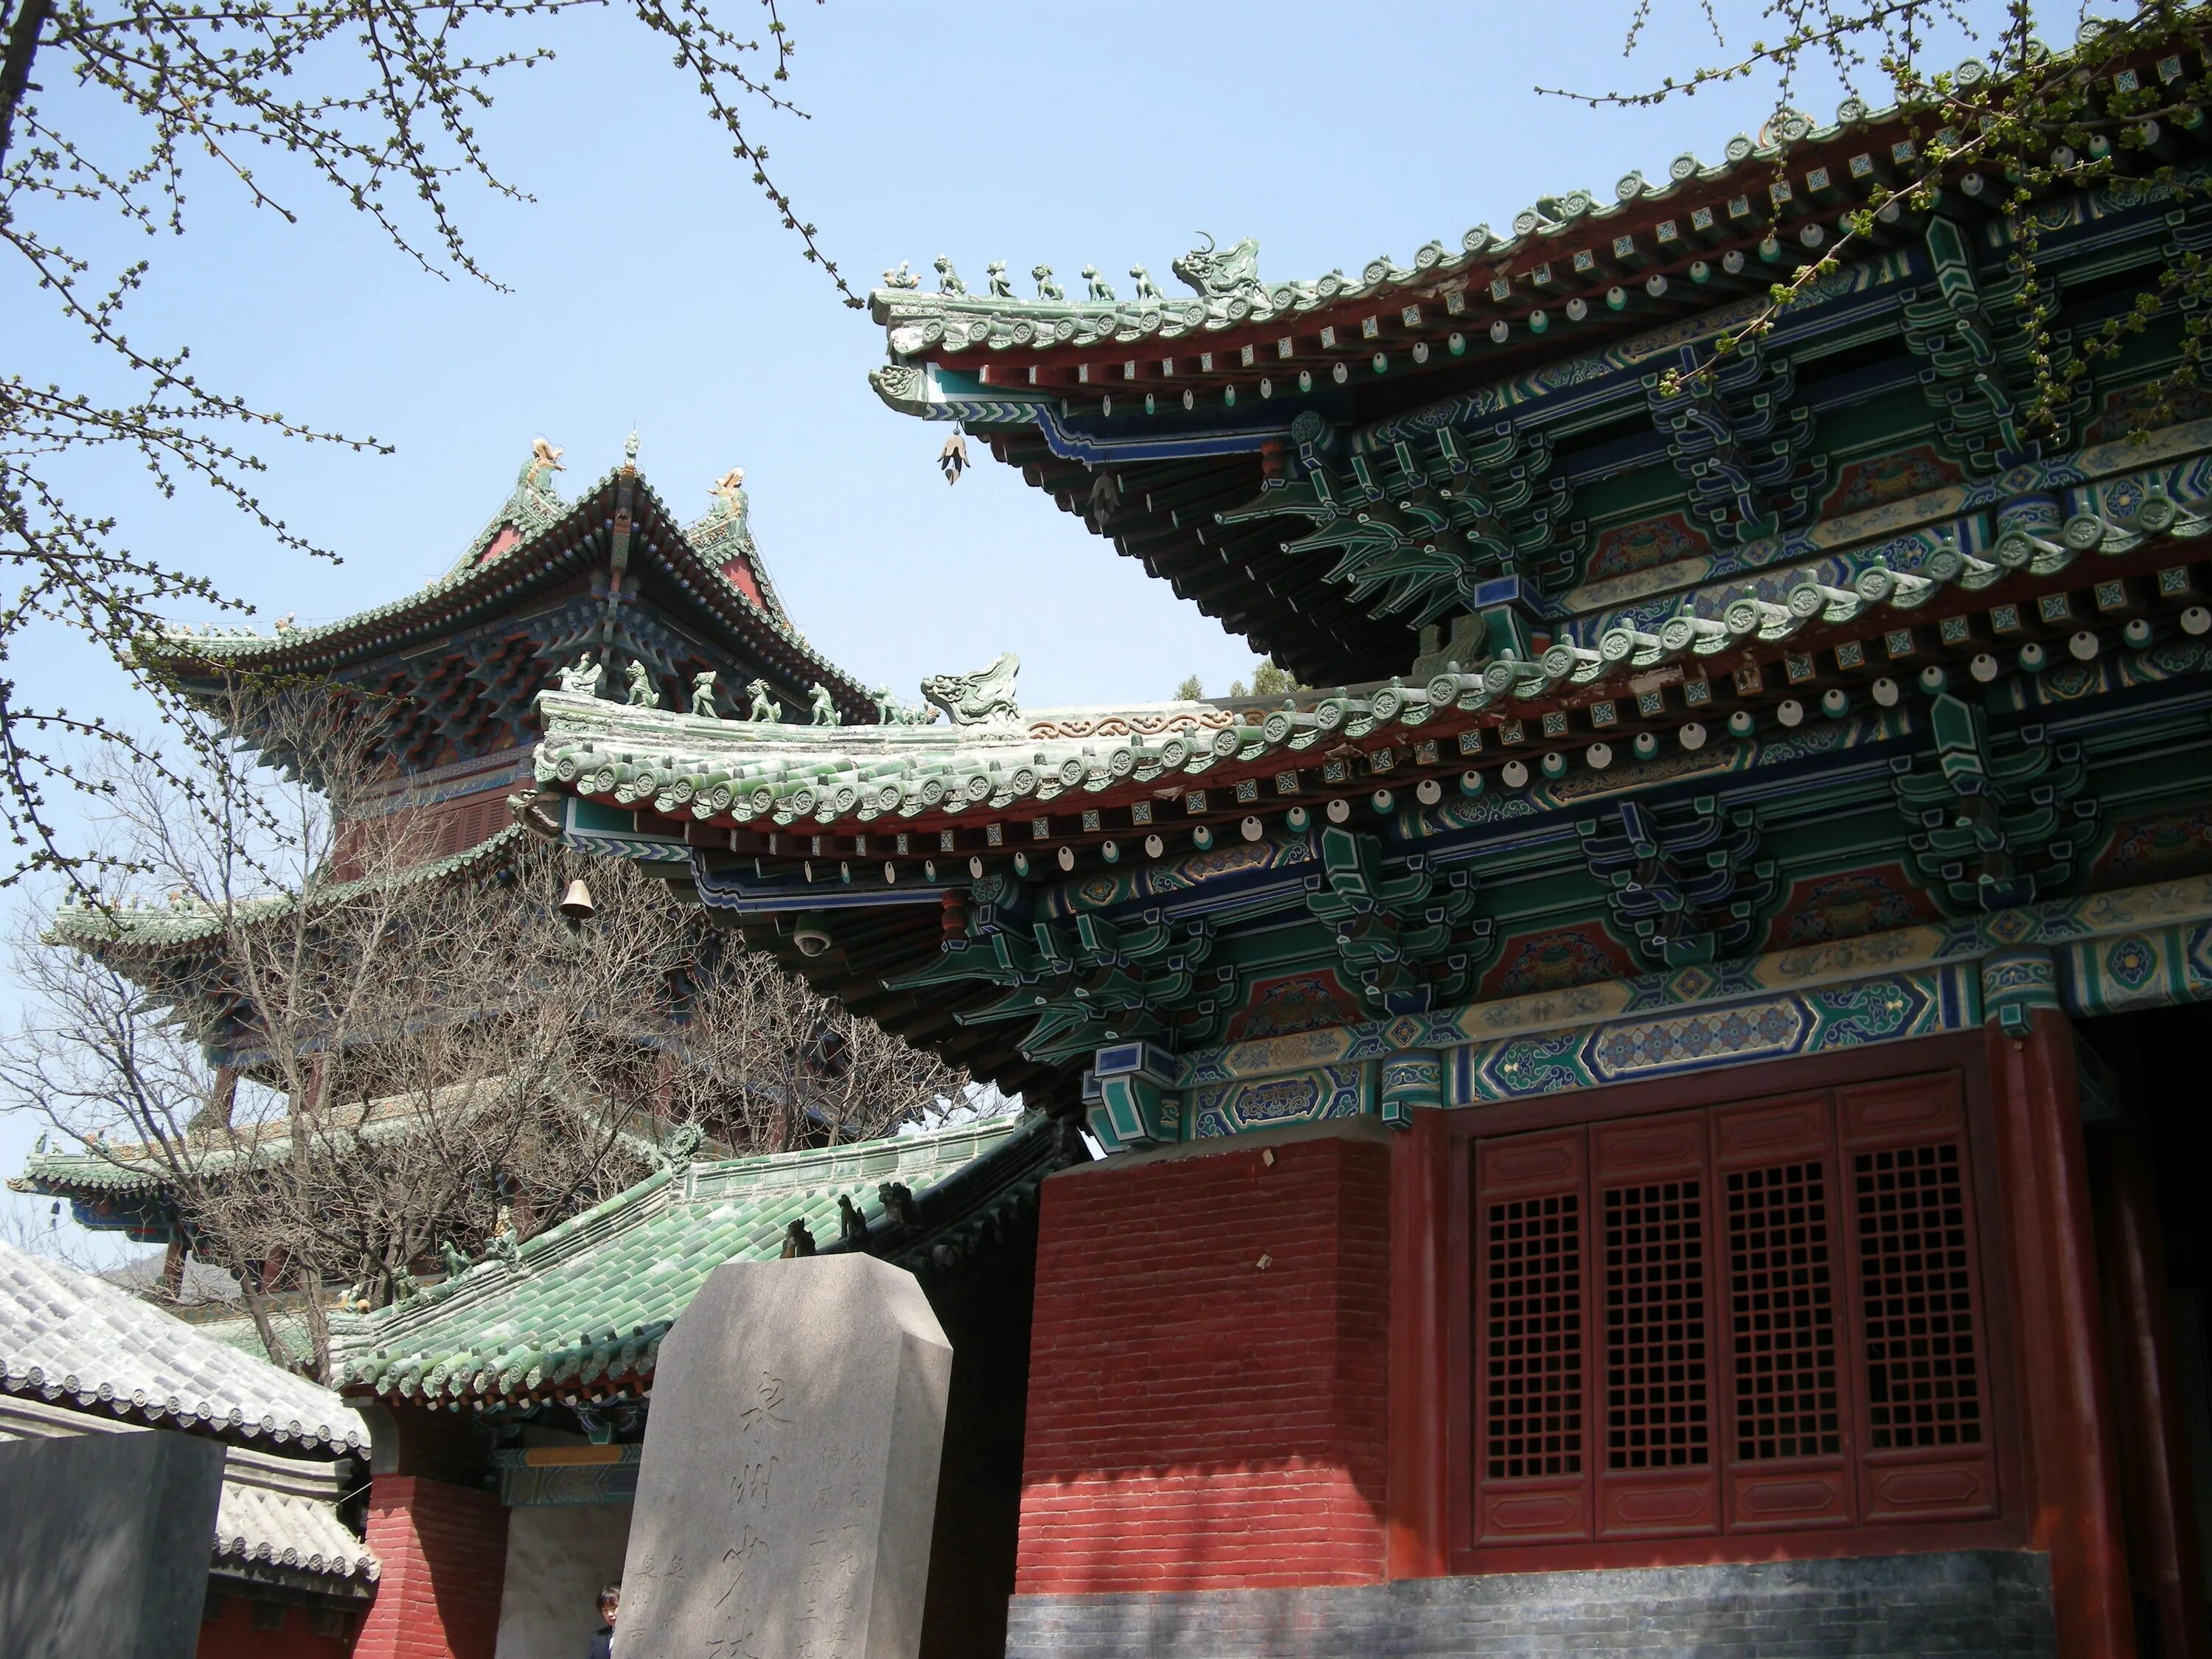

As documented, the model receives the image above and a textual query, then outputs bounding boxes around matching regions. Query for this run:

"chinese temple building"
[504,39,2212,1659]
[8,439,1085,1658]
[13,440,870,1259]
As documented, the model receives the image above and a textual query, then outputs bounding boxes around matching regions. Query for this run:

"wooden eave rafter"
[1002,429,1408,681]
[724,911,1056,1107]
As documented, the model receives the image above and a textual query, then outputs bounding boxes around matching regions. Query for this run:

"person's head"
[597,1584,620,1627]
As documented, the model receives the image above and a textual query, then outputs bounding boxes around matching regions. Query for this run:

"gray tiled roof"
[213,1441,378,1586]
[0,1398,376,1593]
[0,1239,368,1454]
[0,1391,378,1591]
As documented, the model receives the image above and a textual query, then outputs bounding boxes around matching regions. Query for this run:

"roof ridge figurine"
[625,661,661,709]
[921,653,1020,727]
[869,686,940,727]
[838,1192,869,1245]
[460,437,568,568]
[1171,232,1262,300]
[557,653,603,696]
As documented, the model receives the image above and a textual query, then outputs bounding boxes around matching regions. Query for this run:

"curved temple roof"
[330,1111,1079,1411]
[144,458,873,725]
[872,96,1912,371]
[865,28,2203,685]
[530,431,2212,843]
[0,1239,369,1455]
[870,25,2168,389]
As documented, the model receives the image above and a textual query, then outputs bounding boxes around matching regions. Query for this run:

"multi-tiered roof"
[865,55,2201,684]
[517,33,2212,1137]
[148,445,870,843]
[18,448,881,1236]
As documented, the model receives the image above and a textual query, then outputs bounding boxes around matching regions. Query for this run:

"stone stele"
[616,1254,952,1659]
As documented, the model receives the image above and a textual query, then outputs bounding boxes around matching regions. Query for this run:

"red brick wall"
[196,1593,350,1659]
[1016,1130,1394,1593]
[353,1475,509,1659]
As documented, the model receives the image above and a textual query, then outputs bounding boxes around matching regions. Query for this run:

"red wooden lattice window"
[434,791,512,857]
[1471,1073,1997,1549]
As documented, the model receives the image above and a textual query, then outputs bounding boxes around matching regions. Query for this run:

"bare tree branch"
[0,0,858,893]
[0,686,973,1377]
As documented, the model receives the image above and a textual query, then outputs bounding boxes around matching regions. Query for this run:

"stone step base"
[1005,1549,2053,1658]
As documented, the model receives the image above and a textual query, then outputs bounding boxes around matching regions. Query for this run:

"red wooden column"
[350,1404,509,1659]
[2094,1102,2211,1659]
[1385,1101,1449,1578]
[1981,949,2136,1658]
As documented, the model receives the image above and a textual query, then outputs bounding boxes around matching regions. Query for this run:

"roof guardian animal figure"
[745,678,782,723]
[985,260,1013,299]
[1171,232,1264,300]
[1130,265,1162,301]
[690,671,718,717]
[809,683,841,726]
[779,1218,817,1258]
[710,466,748,524]
[1082,265,1116,302]
[1033,264,1065,301]
[877,1181,925,1231]
[625,661,660,709]
[658,1121,706,1172]
[838,1194,869,1245]
[933,255,966,296]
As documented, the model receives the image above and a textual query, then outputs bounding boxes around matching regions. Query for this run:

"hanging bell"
[559,878,595,920]
[937,428,970,486]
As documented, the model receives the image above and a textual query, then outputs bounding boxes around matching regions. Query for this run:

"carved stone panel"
[617,1256,951,1659]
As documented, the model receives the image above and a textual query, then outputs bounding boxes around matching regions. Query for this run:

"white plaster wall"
[494,1502,633,1659]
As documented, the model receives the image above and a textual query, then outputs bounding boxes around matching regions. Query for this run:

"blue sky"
[3,0,1920,1256]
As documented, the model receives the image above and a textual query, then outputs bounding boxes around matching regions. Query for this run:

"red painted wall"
[353,1475,509,1659]
[196,1593,350,1659]
[1016,1130,1393,1593]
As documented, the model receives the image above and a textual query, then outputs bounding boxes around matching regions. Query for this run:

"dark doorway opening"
[916,1223,1037,1659]
[2077,1001,2212,1659]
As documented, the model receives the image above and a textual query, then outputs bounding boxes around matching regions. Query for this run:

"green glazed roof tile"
[328,1112,1074,1408]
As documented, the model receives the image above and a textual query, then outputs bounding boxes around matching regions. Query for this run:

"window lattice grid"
[1726,1161,1843,1461]
[1485,1192,1584,1480]
[1854,1143,1983,1450]
[1602,1180,1711,1470]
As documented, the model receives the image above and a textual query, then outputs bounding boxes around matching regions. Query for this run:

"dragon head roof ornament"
[459,437,568,568]
[1171,232,1263,302]
[920,653,1020,728]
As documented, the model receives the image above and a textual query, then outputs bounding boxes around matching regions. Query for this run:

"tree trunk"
[0,0,52,168]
